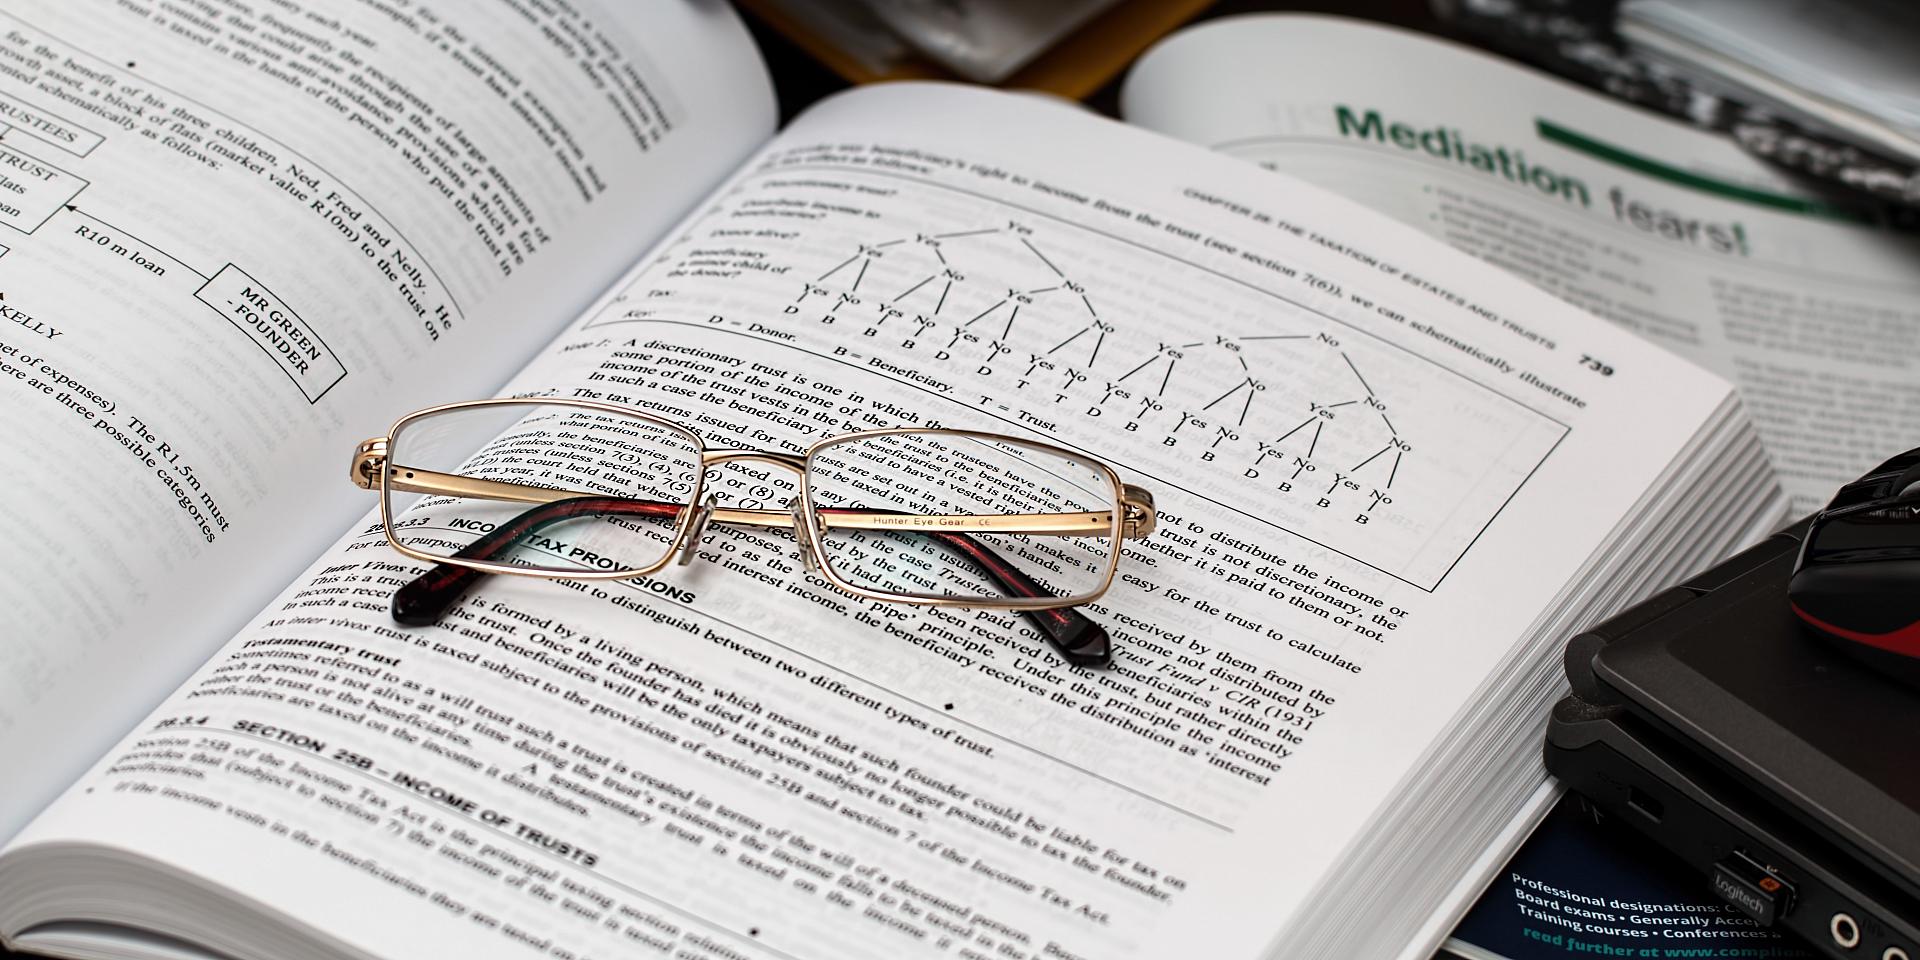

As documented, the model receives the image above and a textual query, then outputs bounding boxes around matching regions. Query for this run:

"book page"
[1123,14,1920,514]
[0,0,774,837]
[4,84,1737,960]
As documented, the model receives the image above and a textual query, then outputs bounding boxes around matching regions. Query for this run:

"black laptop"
[1546,518,1920,959]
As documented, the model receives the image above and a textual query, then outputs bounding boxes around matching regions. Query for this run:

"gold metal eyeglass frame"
[350,397,1156,612]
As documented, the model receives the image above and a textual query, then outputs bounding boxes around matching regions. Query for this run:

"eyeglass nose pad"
[675,495,720,567]
[787,496,820,573]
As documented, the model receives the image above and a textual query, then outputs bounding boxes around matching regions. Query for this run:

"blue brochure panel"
[1441,795,1815,960]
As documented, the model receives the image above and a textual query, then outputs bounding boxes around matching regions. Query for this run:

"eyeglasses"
[349,398,1156,667]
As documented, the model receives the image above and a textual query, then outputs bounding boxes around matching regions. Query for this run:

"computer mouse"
[1788,448,1920,689]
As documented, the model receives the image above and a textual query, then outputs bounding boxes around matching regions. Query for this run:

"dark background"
[745,0,1449,123]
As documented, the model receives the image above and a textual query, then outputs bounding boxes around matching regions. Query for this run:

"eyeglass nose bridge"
[694,449,817,572]
[675,494,720,566]
[787,495,823,573]
[700,449,807,472]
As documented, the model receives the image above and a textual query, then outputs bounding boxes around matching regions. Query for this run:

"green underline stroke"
[1535,119,1870,224]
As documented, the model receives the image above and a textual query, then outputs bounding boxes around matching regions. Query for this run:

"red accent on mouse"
[1791,601,1920,659]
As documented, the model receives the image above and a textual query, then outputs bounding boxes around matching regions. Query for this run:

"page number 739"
[1578,354,1615,376]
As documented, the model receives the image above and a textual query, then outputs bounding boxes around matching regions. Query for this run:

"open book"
[0,5,1782,960]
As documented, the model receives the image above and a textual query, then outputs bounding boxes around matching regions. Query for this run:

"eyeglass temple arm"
[388,495,1111,667]
[352,448,1156,539]
[389,495,673,624]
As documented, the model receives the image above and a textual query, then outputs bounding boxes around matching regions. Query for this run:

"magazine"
[1125,13,1920,514]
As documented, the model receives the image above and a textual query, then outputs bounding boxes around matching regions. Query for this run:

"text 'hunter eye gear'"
[349,398,1157,667]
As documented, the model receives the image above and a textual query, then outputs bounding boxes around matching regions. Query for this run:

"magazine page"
[0,0,775,837]
[1122,14,1920,514]
[3,84,1738,960]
